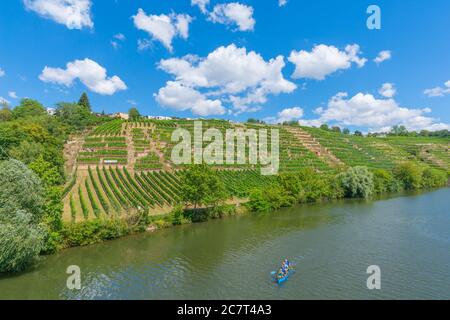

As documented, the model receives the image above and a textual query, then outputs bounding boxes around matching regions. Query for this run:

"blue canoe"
[275,268,294,284]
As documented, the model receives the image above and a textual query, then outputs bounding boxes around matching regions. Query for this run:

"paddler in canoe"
[276,258,292,283]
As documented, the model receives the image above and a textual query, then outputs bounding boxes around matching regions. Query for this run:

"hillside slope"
[62,119,450,222]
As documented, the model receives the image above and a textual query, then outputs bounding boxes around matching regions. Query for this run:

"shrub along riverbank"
[247,164,448,213]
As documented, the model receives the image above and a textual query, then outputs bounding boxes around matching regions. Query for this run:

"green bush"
[337,166,374,198]
[0,159,44,220]
[247,184,295,212]
[0,160,48,273]
[297,168,341,202]
[394,162,422,190]
[209,204,237,219]
[372,169,401,194]
[0,210,46,273]
[421,168,447,189]
[61,219,129,247]
[170,206,191,225]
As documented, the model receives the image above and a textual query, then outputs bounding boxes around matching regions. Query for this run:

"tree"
[372,169,400,194]
[354,130,363,136]
[320,124,329,131]
[277,173,303,200]
[421,168,447,189]
[0,160,47,273]
[337,166,374,198]
[247,118,265,124]
[29,155,63,187]
[129,107,141,120]
[9,141,45,165]
[393,162,422,190]
[0,210,46,273]
[12,99,47,119]
[0,159,45,220]
[55,102,94,130]
[390,125,409,136]
[180,164,227,209]
[0,105,13,122]
[247,184,293,212]
[78,92,92,111]
[343,128,350,135]
[331,126,341,133]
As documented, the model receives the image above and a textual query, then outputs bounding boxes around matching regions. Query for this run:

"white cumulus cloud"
[279,0,288,7]
[0,68,5,77]
[424,80,450,97]
[191,0,210,13]
[155,81,225,117]
[39,58,127,95]
[8,92,18,99]
[209,3,255,31]
[379,83,396,98]
[23,0,93,30]
[300,91,449,132]
[288,44,367,80]
[156,44,296,115]
[266,107,304,124]
[132,9,192,52]
[374,50,391,64]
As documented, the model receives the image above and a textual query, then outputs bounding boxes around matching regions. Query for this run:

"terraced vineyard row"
[301,126,422,170]
[64,167,268,222]
[78,132,128,165]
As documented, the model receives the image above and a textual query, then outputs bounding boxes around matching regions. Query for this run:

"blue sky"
[0,0,449,132]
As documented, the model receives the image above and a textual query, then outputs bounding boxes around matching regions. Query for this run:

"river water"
[1,188,449,300]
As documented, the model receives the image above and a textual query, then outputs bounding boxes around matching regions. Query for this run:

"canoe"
[275,268,293,284]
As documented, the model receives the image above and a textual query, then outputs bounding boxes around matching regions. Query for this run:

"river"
[1,188,449,300]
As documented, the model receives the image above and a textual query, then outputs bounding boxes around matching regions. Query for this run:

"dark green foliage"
[78,92,92,111]
[0,159,44,220]
[0,160,47,273]
[61,219,129,247]
[55,102,96,131]
[12,99,47,119]
[0,210,46,273]
[247,183,295,212]
[0,105,13,122]
[128,107,141,120]
[337,166,374,198]
[394,162,422,190]
[297,168,341,202]
[372,169,401,193]
[421,168,447,189]
[180,164,227,209]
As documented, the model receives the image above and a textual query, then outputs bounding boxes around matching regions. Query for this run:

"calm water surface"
[1,188,449,300]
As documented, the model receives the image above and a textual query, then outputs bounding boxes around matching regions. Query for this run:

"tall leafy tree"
[55,102,94,130]
[129,107,141,120]
[12,99,47,119]
[78,92,92,111]
[0,105,12,122]
[0,160,47,273]
[180,164,227,209]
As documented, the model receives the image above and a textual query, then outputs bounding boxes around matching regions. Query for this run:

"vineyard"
[63,119,450,222]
